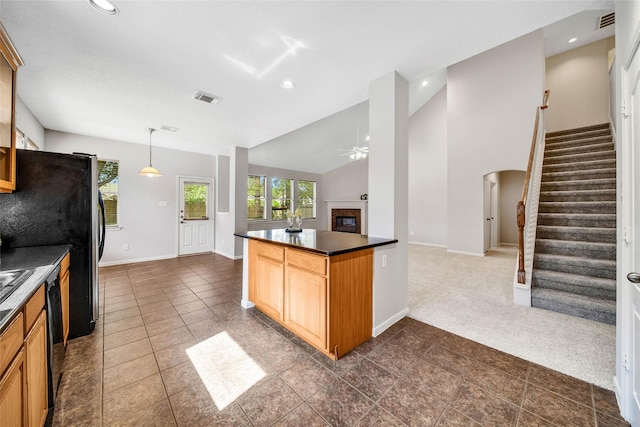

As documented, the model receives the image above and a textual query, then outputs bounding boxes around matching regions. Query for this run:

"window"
[298,180,316,219]
[98,159,119,226]
[247,175,266,220]
[183,182,209,220]
[271,177,293,220]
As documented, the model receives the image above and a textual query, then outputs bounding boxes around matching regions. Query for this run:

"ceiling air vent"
[598,12,615,29]
[193,90,222,104]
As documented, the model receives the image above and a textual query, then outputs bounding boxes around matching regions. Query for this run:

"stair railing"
[517,90,549,284]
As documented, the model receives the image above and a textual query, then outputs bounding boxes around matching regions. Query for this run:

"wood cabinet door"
[285,264,327,350]
[0,348,26,427]
[25,310,47,427]
[250,251,284,321]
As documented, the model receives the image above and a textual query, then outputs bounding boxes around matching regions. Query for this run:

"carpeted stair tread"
[545,123,610,138]
[536,225,615,243]
[541,178,616,191]
[534,253,616,280]
[535,238,615,260]
[545,135,613,151]
[544,142,614,158]
[532,269,615,299]
[539,189,615,202]
[543,150,615,165]
[541,168,616,182]
[537,213,616,228]
[531,288,615,325]
[542,158,615,172]
[538,201,615,214]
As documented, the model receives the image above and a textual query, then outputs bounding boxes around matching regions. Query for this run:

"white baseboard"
[241,299,255,309]
[372,307,409,337]
[446,249,484,257]
[408,241,447,248]
[214,249,242,260]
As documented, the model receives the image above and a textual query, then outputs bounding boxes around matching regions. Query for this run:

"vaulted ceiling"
[0,1,614,173]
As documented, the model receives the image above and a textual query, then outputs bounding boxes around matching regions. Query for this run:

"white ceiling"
[1,1,614,174]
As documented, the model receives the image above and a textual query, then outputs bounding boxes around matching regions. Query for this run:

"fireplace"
[332,209,361,234]
[326,200,368,235]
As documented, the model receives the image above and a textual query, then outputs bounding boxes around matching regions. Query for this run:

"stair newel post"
[517,200,526,284]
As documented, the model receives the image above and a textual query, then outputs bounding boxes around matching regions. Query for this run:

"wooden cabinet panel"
[0,348,25,427]
[285,264,327,350]
[24,285,44,334]
[25,310,47,427]
[0,24,23,193]
[286,249,327,275]
[249,240,284,321]
[0,313,23,376]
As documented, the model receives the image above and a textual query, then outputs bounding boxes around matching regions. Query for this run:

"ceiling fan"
[340,103,369,160]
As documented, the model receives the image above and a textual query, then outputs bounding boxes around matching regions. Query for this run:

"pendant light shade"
[138,127,162,177]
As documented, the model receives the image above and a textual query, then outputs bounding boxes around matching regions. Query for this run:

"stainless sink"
[0,269,33,304]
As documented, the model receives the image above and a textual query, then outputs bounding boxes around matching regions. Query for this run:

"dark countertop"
[0,244,71,331]
[234,229,398,256]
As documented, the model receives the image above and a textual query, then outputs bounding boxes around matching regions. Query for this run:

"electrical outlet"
[123,244,129,251]
[381,254,387,268]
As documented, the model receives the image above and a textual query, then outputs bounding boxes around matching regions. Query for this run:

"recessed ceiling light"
[87,0,119,15]
[421,80,428,87]
[280,80,295,89]
[568,37,578,43]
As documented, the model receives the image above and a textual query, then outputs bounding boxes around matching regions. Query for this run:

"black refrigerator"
[0,149,105,338]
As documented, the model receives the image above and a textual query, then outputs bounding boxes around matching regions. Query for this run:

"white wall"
[45,130,216,265]
[546,37,615,132]
[322,158,368,202]
[15,97,45,149]
[447,30,545,255]
[498,170,525,245]
[408,86,447,246]
[247,164,323,231]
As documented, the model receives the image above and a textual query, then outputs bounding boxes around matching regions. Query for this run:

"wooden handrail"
[517,90,549,284]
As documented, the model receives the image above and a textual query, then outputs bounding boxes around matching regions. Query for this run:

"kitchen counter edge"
[0,245,72,332]
[234,229,398,256]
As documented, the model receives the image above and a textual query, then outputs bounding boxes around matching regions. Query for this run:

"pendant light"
[138,127,162,177]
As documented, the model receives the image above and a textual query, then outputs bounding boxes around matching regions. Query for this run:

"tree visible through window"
[298,180,316,219]
[98,159,119,226]
[184,183,208,219]
[271,177,293,220]
[248,175,266,220]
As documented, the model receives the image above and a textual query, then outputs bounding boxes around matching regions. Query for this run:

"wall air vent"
[193,90,222,104]
[598,12,615,29]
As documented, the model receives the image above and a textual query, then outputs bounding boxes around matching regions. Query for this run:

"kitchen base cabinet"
[249,239,373,360]
[0,348,25,427]
[249,241,284,321]
[0,284,47,427]
[25,311,47,427]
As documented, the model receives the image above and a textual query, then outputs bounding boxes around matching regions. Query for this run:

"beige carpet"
[407,244,616,390]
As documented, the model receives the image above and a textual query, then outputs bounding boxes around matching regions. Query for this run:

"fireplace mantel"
[325,200,368,235]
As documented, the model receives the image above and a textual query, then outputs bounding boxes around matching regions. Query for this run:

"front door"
[178,177,214,256]
[621,32,640,424]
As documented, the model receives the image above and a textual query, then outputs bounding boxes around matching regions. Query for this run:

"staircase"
[531,123,616,325]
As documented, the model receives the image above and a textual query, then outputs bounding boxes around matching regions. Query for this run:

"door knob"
[628,272,640,284]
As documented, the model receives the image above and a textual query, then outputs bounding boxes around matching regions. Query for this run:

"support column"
[368,71,409,335]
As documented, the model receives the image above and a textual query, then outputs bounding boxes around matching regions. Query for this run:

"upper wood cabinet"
[0,23,23,193]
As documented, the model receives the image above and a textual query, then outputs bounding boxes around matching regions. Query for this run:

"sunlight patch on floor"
[186,331,266,410]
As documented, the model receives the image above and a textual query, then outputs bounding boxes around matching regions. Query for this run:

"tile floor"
[51,253,630,426]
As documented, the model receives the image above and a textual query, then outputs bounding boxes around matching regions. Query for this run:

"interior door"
[621,38,640,424]
[178,177,214,256]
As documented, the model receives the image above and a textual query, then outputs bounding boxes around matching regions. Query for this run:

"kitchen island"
[235,229,397,359]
